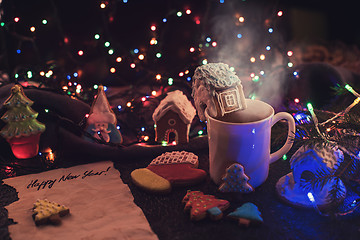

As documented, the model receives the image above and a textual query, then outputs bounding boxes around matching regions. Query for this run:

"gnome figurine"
[84,85,123,144]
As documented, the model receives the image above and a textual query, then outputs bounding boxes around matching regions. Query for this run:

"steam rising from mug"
[205,4,288,109]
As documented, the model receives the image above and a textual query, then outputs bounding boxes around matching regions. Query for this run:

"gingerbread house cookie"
[152,90,196,144]
[276,144,346,210]
[192,63,247,122]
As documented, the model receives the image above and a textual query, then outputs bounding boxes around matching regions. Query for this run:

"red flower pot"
[6,133,41,159]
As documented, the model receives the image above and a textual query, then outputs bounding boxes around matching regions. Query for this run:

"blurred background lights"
[150,38,157,45]
[168,78,174,85]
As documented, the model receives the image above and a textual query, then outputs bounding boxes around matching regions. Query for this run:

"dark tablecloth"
[1,138,360,240]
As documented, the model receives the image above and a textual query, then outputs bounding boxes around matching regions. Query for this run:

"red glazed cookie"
[147,151,206,186]
[182,190,230,221]
[131,151,206,193]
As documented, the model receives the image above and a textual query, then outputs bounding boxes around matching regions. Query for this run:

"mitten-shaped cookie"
[131,151,206,193]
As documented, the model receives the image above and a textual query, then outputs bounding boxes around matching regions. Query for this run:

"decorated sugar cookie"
[228,202,263,227]
[218,163,254,193]
[32,199,70,226]
[152,90,196,144]
[192,63,247,122]
[0,84,46,159]
[84,85,123,144]
[130,151,206,193]
[182,190,230,221]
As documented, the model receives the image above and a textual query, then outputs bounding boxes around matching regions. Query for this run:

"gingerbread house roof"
[290,144,344,184]
[192,63,241,90]
[152,90,196,124]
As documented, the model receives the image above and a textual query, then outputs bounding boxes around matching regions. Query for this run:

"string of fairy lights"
[0,0,301,145]
[0,0,333,145]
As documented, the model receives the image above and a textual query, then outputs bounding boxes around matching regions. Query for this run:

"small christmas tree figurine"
[84,85,123,144]
[218,163,254,193]
[0,85,46,159]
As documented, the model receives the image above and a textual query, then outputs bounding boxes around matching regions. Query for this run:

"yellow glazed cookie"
[32,199,70,226]
[131,168,171,193]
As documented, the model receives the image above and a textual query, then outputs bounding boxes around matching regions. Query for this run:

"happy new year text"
[26,166,111,191]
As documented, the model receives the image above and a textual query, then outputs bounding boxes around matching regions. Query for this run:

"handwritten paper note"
[26,167,111,191]
[4,161,158,240]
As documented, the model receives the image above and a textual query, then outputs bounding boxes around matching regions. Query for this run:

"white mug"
[207,99,295,188]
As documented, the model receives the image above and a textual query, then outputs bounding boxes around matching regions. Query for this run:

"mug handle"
[269,112,296,164]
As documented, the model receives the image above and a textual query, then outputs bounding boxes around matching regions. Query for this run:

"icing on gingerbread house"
[192,63,247,121]
[152,90,196,144]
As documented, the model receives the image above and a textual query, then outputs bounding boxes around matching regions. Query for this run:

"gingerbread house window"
[168,118,176,126]
[224,94,236,107]
[217,87,242,115]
